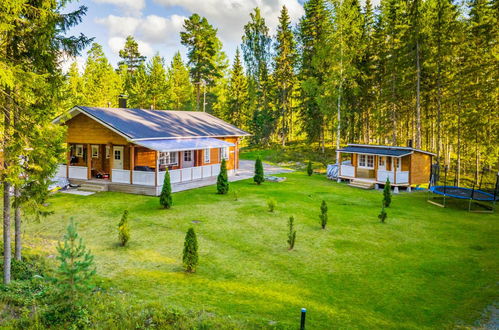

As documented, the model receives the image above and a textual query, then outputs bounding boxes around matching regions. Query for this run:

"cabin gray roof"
[337,144,436,157]
[55,106,250,140]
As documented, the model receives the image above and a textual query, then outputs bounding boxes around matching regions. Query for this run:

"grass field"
[19,172,499,328]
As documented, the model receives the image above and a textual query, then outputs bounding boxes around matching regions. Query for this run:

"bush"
[182,227,198,273]
[307,161,313,176]
[118,210,130,246]
[253,157,264,185]
[287,216,296,250]
[217,159,229,194]
[267,199,276,212]
[319,200,328,229]
[160,169,173,209]
[383,178,392,207]
[378,204,387,223]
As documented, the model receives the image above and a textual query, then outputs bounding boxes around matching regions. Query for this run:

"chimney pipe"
[118,94,128,108]
[407,139,413,148]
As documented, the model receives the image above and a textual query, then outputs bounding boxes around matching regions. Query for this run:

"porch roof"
[134,137,235,152]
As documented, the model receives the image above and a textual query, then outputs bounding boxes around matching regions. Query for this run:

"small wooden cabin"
[53,106,249,195]
[336,144,435,189]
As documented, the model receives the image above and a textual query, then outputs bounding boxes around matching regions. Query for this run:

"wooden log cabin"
[53,106,249,195]
[336,144,435,190]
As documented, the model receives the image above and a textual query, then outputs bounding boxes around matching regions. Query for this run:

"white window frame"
[394,157,401,171]
[183,150,192,162]
[220,147,229,161]
[358,154,374,169]
[91,145,99,158]
[75,144,84,157]
[204,148,210,163]
[159,152,178,166]
[105,146,110,159]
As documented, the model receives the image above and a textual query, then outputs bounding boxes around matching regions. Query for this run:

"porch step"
[78,183,108,192]
[348,179,375,190]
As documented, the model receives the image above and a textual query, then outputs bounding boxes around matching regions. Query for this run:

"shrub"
[287,216,296,250]
[253,157,264,185]
[307,161,313,176]
[383,178,392,207]
[160,169,173,209]
[233,189,239,201]
[378,204,387,223]
[118,210,130,246]
[319,200,328,229]
[182,227,198,273]
[217,158,229,194]
[267,199,276,212]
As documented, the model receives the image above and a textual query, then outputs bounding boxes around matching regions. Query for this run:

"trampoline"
[427,163,498,212]
[429,186,497,202]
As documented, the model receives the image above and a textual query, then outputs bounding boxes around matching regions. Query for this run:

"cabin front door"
[113,146,124,169]
[182,150,194,168]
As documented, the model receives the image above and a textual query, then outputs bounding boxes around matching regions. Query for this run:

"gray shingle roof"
[337,144,435,157]
[65,106,250,140]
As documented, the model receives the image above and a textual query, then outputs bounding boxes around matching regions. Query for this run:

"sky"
[61,0,379,73]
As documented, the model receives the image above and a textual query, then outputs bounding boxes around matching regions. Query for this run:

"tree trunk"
[14,187,21,261]
[3,99,11,285]
[415,37,422,149]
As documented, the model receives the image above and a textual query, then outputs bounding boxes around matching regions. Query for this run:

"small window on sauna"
[379,157,385,167]
[220,147,229,160]
[106,146,110,159]
[75,144,84,157]
[358,154,366,167]
[395,158,401,171]
[91,145,99,158]
[204,148,210,163]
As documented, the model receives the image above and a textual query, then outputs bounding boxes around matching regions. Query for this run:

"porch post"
[86,144,91,179]
[109,144,113,182]
[154,151,158,186]
[66,145,70,178]
[337,152,342,182]
[130,145,134,184]
[393,157,397,184]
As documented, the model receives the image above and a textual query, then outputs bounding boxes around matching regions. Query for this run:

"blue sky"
[61,0,309,72]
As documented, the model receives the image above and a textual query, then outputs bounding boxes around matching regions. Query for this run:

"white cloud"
[138,14,186,45]
[153,0,304,47]
[92,0,145,16]
[95,15,141,37]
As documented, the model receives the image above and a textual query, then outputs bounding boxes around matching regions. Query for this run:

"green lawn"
[22,173,498,328]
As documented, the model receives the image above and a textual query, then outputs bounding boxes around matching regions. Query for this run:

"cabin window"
[220,147,229,161]
[159,152,178,166]
[75,144,84,157]
[394,158,401,171]
[204,148,210,163]
[358,154,374,169]
[379,156,385,167]
[91,145,99,158]
[105,146,110,159]
[183,150,192,162]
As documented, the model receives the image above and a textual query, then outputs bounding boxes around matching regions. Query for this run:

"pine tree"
[118,35,146,74]
[182,227,199,273]
[307,161,313,176]
[287,216,297,250]
[180,14,225,111]
[274,6,297,146]
[118,210,130,246]
[226,48,248,128]
[319,200,328,229]
[383,178,392,207]
[160,169,173,209]
[378,204,387,223]
[254,157,264,185]
[166,52,194,110]
[217,158,229,194]
[146,54,167,109]
[54,220,96,298]
[128,64,149,108]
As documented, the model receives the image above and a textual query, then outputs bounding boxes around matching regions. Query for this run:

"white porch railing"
[56,164,67,177]
[168,163,222,184]
[132,171,155,186]
[377,170,409,184]
[112,169,130,184]
[340,165,355,177]
[68,166,87,179]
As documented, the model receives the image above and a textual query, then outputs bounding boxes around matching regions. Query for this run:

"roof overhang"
[343,144,436,157]
[133,137,235,152]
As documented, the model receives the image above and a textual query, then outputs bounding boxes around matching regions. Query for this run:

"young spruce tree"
[378,204,387,223]
[118,210,130,246]
[160,169,173,209]
[287,216,297,250]
[217,158,229,194]
[319,200,328,229]
[307,161,313,176]
[383,178,392,207]
[54,220,96,300]
[183,227,199,272]
[254,157,264,184]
